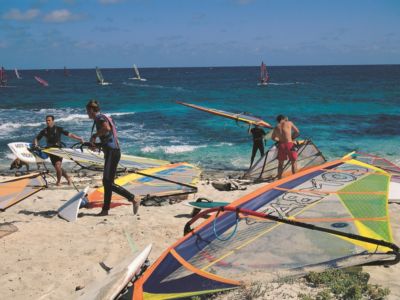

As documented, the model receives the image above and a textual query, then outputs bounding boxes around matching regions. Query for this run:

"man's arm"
[33,130,44,146]
[271,128,279,142]
[291,122,300,140]
[90,120,111,143]
[68,133,84,144]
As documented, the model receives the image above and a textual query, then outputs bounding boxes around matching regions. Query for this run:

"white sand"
[0,171,399,300]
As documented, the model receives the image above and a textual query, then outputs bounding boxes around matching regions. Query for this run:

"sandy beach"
[1,168,399,300]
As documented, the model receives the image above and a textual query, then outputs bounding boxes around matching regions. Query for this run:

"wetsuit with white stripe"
[94,113,134,211]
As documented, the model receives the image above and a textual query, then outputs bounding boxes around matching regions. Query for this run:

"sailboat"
[129,64,147,81]
[34,76,49,87]
[0,67,7,87]
[64,66,70,77]
[257,61,269,86]
[15,68,22,79]
[96,67,111,86]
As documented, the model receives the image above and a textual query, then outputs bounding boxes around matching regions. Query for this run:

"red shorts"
[278,142,298,162]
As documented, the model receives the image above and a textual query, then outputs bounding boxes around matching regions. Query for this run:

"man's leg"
[54,161,63,185]
[250,143,257,168]
[277,160,284,179]
[291,160,298,175]
[61,167,72,185]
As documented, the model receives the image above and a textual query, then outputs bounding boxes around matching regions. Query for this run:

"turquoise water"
[1,65,399,170]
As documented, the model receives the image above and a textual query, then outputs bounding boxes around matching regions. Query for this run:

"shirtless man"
[271,115,300,179]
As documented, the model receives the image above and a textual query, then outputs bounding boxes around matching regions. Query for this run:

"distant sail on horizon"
[258,61,269,86]
[34,76,49,87]
[129,64,147,81]
[95,67,111,85]
[64,66,70,77]
[0,67,7,87]
[15,68,21,79]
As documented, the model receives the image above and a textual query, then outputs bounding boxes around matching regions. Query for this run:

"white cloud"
[3,9,40,21]
[43,9,79,23]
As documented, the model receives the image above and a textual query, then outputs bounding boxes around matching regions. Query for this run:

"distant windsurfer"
[249,123,266,168]
[271,115,300,179]
[34,115,83,186]
[86,100,139,216]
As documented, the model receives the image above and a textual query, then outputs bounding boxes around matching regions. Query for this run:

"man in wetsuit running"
[86,100,139,216]
[249,123,266,168]
[34,115,84,186]
[271,115,300,179]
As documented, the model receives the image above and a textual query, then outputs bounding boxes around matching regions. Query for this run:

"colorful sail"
[244,139,326,182]
[42,147,170,171]
[87,162,201,208]
[259,61,269,85]
[177,101,273,129]
[0,67,7,87]
[34,76,49,87]
[14,68,21,79]
[0,172,47,211]
[344,151,400,181]
[133,156,399,299]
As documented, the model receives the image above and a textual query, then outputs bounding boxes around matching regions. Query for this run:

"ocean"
[1,65,399,171]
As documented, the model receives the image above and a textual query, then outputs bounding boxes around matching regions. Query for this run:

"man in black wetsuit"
[249,123,266,168]
[34,115,84,186]
[86,100,139,216]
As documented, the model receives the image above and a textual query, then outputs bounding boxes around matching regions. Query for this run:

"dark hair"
[46,115,55,121]
[86,99,100,112]
[276,114,286,122]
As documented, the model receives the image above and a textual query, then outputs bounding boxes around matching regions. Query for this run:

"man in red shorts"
[271,115,300,179]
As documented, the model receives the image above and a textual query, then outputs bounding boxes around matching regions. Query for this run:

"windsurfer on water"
[86,100,139,216]
[271,115,300,179]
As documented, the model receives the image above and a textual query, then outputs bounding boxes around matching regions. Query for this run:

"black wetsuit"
[250,127,266,167]
[36,126,69,165]
[94,114,134,212]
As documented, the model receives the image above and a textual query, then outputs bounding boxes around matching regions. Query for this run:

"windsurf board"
[8,142,49,164]
[77,244,152,300]
[184,201,229,209]
[58,186,89,222]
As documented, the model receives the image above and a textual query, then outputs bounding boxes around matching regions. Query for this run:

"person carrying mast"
[34,115,84,186]
[86,99,139,216]
[249,123,266,168]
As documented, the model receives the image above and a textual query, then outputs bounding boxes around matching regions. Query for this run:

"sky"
[0,0,399,69]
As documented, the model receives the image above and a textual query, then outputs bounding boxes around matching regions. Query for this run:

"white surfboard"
[389,181,400,202]
[58,187,89,222]
[8,142,49,164]
[77,244,152,300]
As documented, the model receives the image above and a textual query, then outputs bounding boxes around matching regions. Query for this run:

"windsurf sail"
[259,61,269,85]
[129,64,147,81]
[64,66,70,77]
[244,139,326,182]
[34,76,49,87]
[0,172,47,211]
[87,162,201,208]
[344,151,400,182]
[95,67,103,83]
[42,146,170,171]
[0,67,7,87]
[133,156,399,299]
[177,101,273,129]
[134,64,141,79]
[15,68,21,79]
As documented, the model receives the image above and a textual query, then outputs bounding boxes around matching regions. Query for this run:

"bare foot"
[56,182,61,186]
